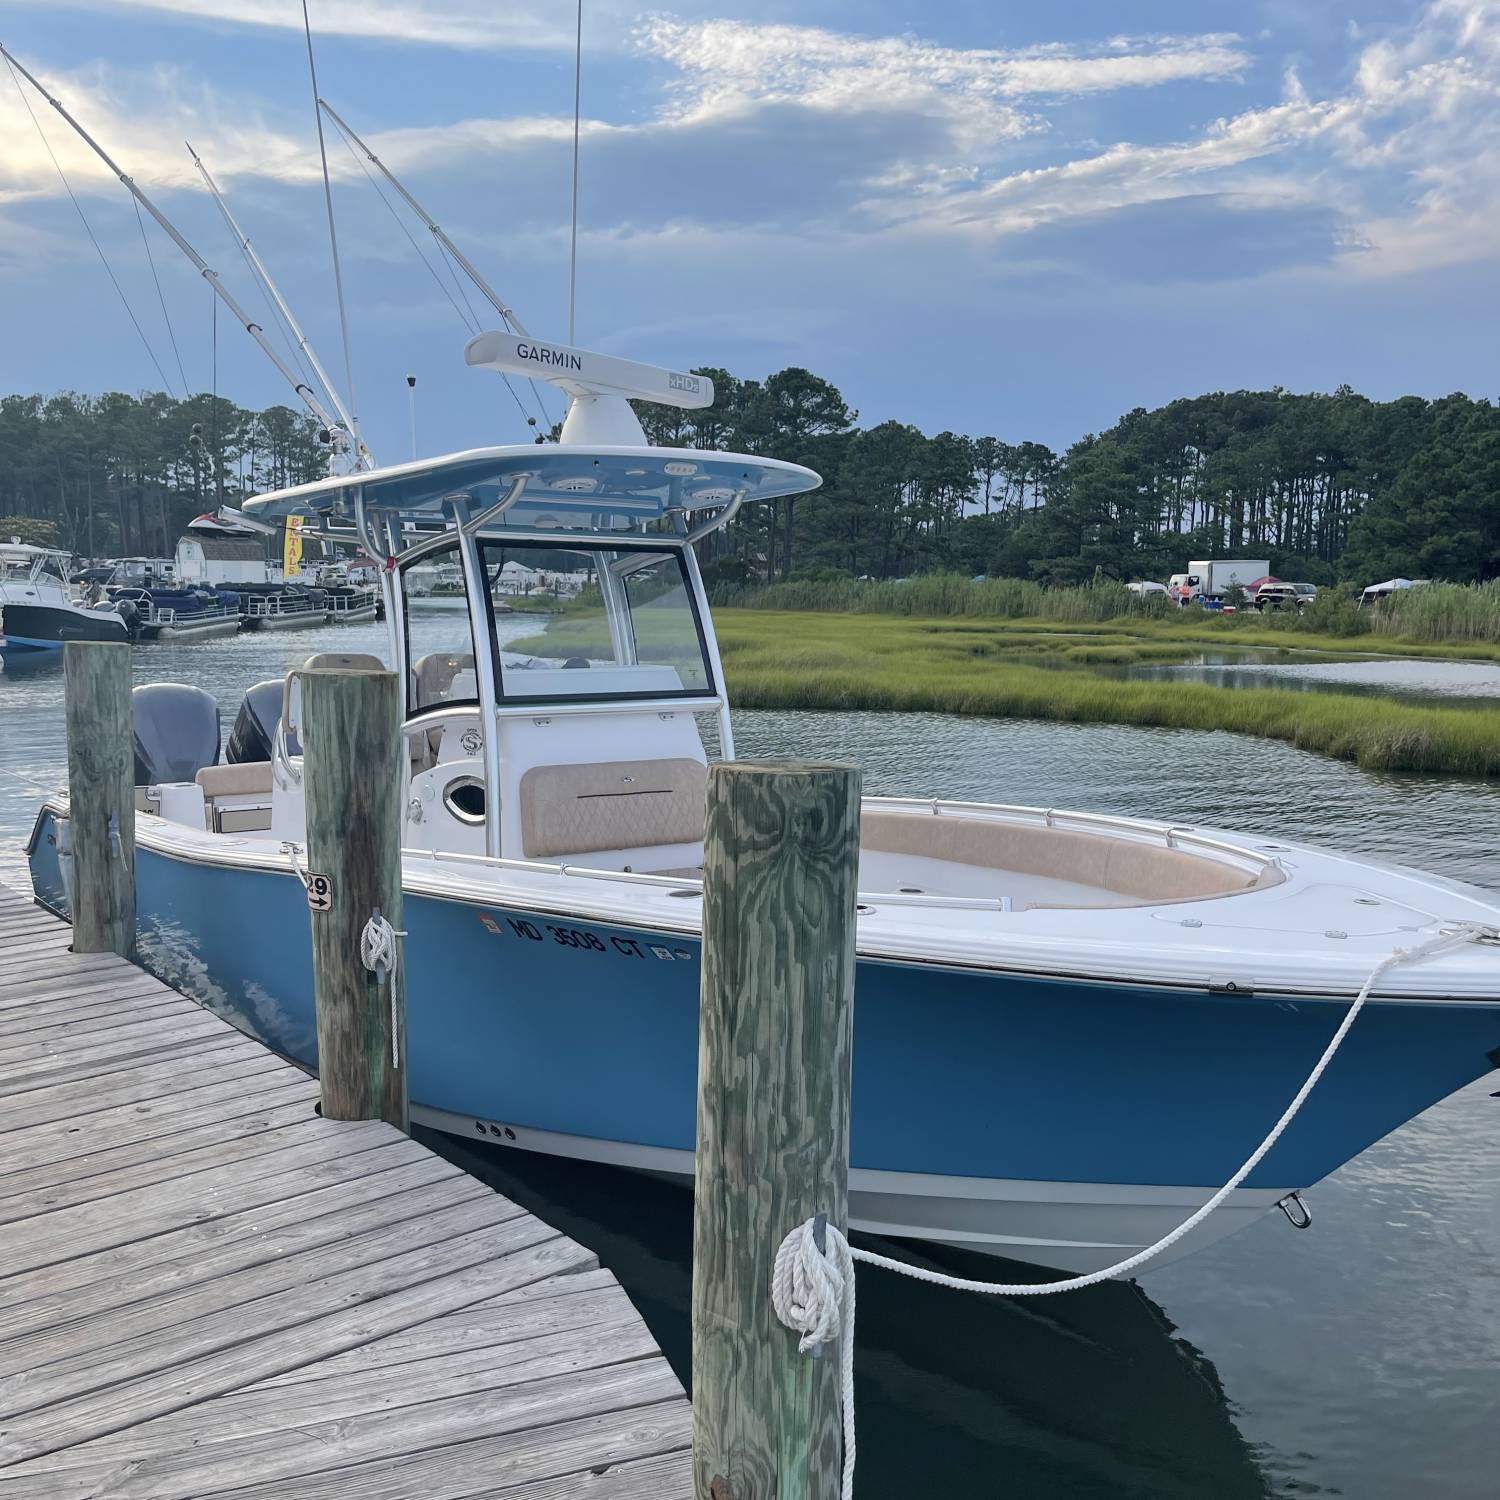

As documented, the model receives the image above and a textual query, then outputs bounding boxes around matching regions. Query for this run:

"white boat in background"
[0,541,131,650]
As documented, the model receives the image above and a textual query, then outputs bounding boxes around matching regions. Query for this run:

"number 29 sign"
[306,872,334,913]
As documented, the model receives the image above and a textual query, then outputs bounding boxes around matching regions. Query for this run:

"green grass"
[713,611,1500,776]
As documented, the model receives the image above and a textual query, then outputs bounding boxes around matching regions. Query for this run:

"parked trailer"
[1168,560,1270,606]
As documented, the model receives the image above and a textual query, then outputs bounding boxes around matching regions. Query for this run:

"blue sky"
[1,0,1496,459]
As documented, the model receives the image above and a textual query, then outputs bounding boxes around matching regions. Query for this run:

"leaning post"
[692,760,862,1500]
[63,639,135,957]
[300,666,408,1130]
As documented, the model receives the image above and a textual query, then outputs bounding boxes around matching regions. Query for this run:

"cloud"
[873,0,1500,281]
[640,21,1248,161]
[0,56,316,202]
[0,0,603,51]
[2,1,1498,294]
[643,20,1249,110]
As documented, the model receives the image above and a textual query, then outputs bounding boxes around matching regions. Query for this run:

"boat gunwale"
[35,796,1500,1005]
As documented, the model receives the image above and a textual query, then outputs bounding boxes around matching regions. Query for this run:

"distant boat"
[0,540,130,650]
[238,586,327,632]
[323,585,380,623]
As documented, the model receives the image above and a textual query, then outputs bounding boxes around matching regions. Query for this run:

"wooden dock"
[0,881,693,1498]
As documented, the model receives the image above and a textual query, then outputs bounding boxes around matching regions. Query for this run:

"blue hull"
[25,807,1500,1199]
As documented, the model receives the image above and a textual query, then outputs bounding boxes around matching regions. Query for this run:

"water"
[2,621,1497,1497]
[1126,651,1500,708]
[1012,643,1500,709]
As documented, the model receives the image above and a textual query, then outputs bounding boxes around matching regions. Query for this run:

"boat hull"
[140,617,243,641]
[25,808,1500,1274]
[240,612,324,632]
[0,602,129,649]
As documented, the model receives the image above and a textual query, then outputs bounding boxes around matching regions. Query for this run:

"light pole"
[406,374,417,460]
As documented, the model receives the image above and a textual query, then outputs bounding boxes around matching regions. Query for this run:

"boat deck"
[0,881,691,1498]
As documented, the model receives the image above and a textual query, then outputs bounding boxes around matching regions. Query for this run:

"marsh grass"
[714,611,1500,776]
[714,575,1500,661]
[716,574,1165,623]
[1376,580,1500,644]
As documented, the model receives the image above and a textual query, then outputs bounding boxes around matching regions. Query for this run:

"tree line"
[3,379,1496,589]
[0,391,328,556]
[637,374,1500,589]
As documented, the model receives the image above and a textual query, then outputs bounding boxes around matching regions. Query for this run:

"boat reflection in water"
[433,1136,1271,1500]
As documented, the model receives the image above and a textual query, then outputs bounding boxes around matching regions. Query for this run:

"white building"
[175,508,277,585]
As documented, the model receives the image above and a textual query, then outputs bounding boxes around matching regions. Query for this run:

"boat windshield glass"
[403,542,479,717]
[477,541,713,702]
[0,553,64,585]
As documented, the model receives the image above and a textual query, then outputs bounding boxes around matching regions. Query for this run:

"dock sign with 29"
[305,872,334,913]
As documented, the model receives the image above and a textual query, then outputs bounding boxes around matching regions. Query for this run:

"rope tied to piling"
[283,841,405,1070]
[359,911,404,982]
[773,920,1497,1500]
[359,910,406,1070]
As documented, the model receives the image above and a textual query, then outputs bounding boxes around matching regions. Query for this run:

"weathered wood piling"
[691,760,862,1500]
[61,639,135,957]
[299,665,408,1129]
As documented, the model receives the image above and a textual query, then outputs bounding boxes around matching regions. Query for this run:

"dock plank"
[0,885,690,1493]
[6,1364,686,1498]
[0,1098,375,1219]
[0,1158,486,1344]
[0,1073,319,1176]
[32,1313,661,1466]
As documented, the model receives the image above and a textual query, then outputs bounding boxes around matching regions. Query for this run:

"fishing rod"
[184,140,366,466]
[317,97,532,337]
[0,43,369,470]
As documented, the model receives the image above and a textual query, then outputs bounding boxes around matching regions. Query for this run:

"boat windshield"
[0,552,64,585]
[477,541,713,702]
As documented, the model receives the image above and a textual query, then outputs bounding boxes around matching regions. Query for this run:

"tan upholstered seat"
[861,811,1279,905]
[412,652,475,710]
[519,759,706,859]
[196,762,274,797]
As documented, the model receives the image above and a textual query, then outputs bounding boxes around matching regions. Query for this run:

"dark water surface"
[2,620,1497,1498]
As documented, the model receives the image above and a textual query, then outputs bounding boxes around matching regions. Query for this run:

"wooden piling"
[692,759,862,1500]
[62,640,135,957]
[300,666,408,1130]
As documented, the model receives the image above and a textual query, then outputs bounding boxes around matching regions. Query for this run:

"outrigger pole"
[0,43,370,470]
[317,98,532,337]
[184,141,366,466]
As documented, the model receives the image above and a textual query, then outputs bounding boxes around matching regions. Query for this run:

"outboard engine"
[132,683,220,786]
[113,596,141,638]
[225,679,298,764]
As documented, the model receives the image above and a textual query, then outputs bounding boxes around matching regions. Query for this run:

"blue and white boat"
[24,334,1500,1276]
[0,541,131,651]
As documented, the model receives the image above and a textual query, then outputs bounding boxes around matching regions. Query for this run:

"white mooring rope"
[359,911,406,1070]
[283,842,404,1070]
[280,840,311,890]
[772,922,1495,1500]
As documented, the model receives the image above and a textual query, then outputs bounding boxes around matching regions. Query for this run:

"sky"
[0,0,1497,460]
